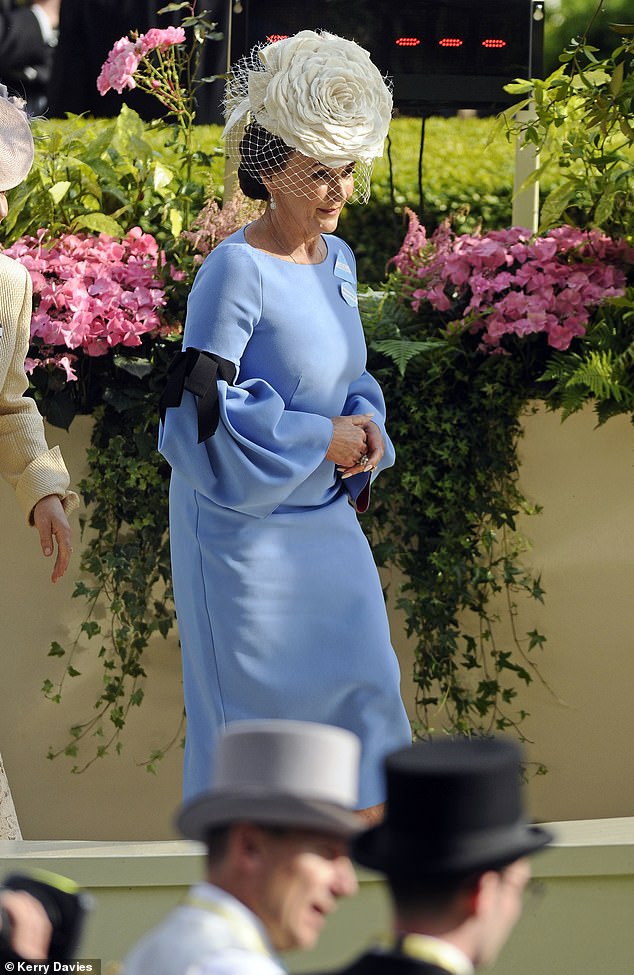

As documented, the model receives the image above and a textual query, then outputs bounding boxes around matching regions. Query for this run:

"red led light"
[438,37,463,48]
[266,34,288,43]
[482,38,507,48]
[395,37,421,47]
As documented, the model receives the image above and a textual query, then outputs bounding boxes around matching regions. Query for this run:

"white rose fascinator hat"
[223,30,393,204]
[0,85,34,192]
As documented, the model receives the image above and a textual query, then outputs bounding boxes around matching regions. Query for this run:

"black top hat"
[353,737,553,877]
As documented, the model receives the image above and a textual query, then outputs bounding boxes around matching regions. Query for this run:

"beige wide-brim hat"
[177,720,363,841]
[0,94,34,192]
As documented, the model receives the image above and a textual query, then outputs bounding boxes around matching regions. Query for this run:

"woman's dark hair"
[237,121,294,201]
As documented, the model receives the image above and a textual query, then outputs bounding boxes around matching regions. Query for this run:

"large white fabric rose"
[245,31,392,167]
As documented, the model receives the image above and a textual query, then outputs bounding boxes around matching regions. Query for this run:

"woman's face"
[0,192,7,221]
[265,153,355,238]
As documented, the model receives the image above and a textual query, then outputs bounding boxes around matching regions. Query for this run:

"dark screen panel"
[238,0,544,110]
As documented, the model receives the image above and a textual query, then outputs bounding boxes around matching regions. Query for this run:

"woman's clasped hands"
[326,413,385,478]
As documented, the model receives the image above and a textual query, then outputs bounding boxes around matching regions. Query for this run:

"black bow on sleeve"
[159,348,237,443]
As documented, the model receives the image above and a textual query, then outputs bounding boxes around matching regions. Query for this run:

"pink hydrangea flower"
[24,353,78,381]
[4,228,167,380]
[391,210,634,352]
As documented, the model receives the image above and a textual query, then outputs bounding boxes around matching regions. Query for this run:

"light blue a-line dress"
[159,227,412,805]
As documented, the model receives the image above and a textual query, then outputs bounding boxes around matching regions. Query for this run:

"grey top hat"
[177,720,363,841]
[353,737,553,878]
[0,88,34,192]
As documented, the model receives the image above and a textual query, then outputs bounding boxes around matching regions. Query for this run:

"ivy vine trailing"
[364,292,553,750]
[42,347,180,772]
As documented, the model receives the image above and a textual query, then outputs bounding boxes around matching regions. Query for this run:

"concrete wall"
[0,416,184,842]
[0,406,632,840]
[503,406,634,823]
[389,404,634,825]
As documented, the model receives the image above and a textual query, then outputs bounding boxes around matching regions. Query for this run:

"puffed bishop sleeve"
[160,348,237,443]
[158,244,335,518]
[0,255,79,522]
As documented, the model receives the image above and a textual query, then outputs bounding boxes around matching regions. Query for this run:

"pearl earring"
[269,195,276,211]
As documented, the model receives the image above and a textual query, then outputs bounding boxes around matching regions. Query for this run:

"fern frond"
[539,351,584,384]
[565,351,625,400]
[548,348,634,420]
[370,338,445,376]
[555,385,589,420]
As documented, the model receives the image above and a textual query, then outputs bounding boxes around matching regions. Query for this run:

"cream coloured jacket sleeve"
[0,254,79,522]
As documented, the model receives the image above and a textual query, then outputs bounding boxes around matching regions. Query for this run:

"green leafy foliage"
[3,109,224,268]
[498,16,634,426]
[540,292,634,422]
[501,20,634,237]
[543,0,634,75]
[361,290,549,740]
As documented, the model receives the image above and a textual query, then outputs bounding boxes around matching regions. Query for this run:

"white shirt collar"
[184,882,276,958]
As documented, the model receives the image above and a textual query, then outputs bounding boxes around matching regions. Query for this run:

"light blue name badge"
[334,250,355,284]
[340,281,358,306]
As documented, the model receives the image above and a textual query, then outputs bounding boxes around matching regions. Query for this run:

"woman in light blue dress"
[159,31,412,819]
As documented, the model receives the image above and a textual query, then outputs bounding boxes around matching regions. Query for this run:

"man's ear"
[230,822,269,870]
[468,870,500,919]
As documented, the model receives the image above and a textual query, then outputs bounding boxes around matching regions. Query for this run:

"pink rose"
[137,26,186,56]
[97,37,142,95]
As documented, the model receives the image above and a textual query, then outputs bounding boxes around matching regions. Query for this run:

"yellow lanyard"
[182,893,273,959]
[397,934,474,975]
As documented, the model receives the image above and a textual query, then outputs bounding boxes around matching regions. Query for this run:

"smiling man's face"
[250,827,358,951]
